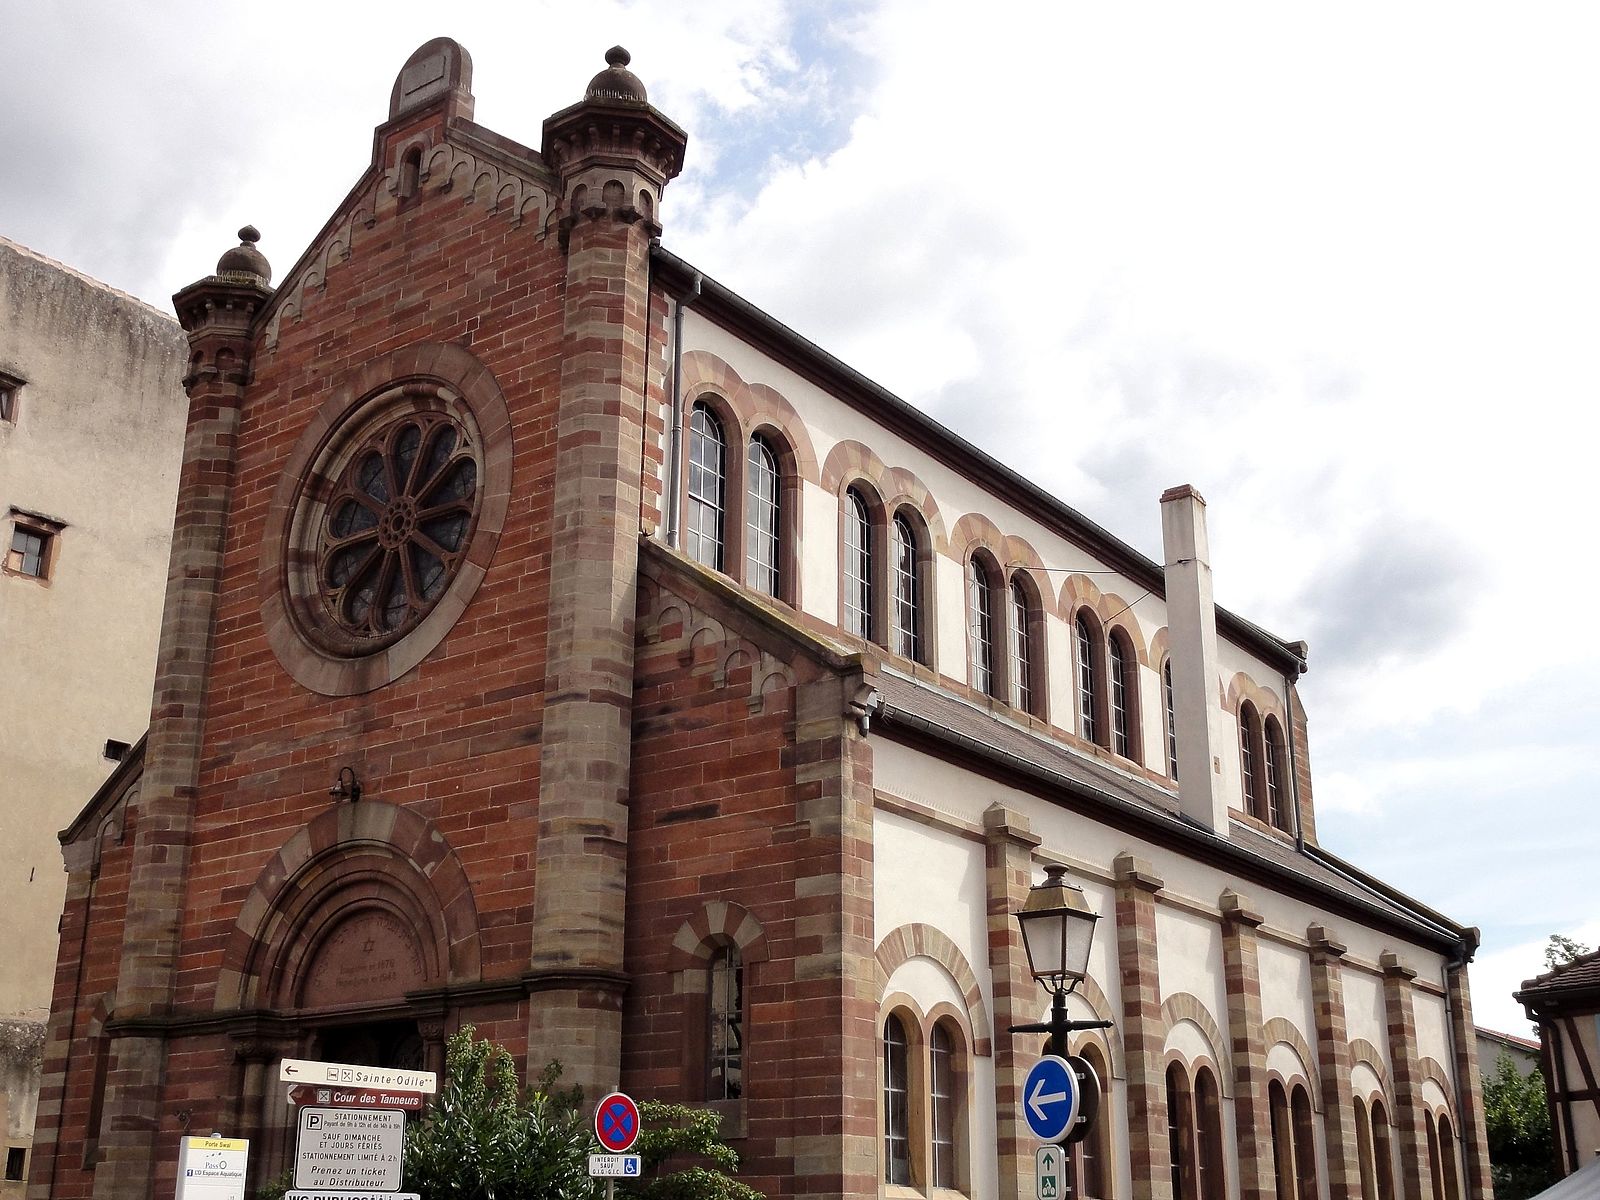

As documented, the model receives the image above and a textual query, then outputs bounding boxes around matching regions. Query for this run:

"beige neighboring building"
[0,236,187,1193]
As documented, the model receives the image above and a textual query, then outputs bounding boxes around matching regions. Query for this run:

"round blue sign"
[1021,1055,1080,1143]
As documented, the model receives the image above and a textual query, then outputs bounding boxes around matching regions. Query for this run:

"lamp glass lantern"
[1016,864,1099,993]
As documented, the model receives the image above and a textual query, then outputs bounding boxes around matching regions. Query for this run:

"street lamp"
[1011,864,1112,1057]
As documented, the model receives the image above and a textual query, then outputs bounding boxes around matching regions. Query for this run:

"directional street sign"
[279,1058,437,1094]
[594,1092,641,1154]
[1035,1145,1063,1200]
[1021,1054,1080,1144]
[286,1084,424,1112]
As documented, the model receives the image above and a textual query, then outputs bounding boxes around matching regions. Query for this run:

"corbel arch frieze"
[875,922,992,1056]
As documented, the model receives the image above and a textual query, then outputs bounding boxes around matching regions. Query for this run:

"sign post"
[590,1092,643,1199]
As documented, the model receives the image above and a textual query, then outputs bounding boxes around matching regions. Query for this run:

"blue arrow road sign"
[1021,1055,1080,1143]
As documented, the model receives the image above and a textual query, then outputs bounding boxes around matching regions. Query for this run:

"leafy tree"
[617,1101,762,1200]
[1544,933,1589,971]
[1482,1051,1557,1199]
[403,1026,599,1200]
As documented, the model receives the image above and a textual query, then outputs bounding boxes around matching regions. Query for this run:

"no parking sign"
[594,1092,641,1153]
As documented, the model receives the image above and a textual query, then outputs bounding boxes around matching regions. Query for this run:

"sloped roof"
[871,668,1468,951]
[1517,946,1600,1005]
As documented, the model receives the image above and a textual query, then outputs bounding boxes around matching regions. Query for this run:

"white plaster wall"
[1167,1019,1219,1067]
[1259,938,1318,1039]
[0,241,187,1023]
[1156,907,1227,1042]
[801,480,838,624]
[1351,1061,1384,1102]
[1343,967,1389,1064]
[1268,1041,1312,1085]
[1414,989,1454,1080]
[935,554,969,685]
[873,810,989,1016]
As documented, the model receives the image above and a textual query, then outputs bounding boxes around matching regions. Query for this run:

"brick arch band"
[678,351,820,482]
[1161,992,1233,1096]
[666,900,771,969]
[1065,975,1126,1082]
[215,800,482,1011]
[1262,1016,1323,1108]
[875,923,993,1056]
[1349,1037,1398,1116]
[1418,1056,1458,1122]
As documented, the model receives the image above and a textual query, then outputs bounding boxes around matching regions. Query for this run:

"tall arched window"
[707,945,743,1100]
[1075,614,1100,745]
[1355,1097,1376,1200]
[1291,1085,1319,1200]
[1163,659,1179,780]
[745,436,780,597]
[1071,1043,1112,1199]
[843,488,873,640]
[1240,704,1264,821]
[1195,1066,1225,1200]
[891,514,922,663]
[1370,1099,1396,1200]
[883,1015,911,1185]
[686,403,725,570]
[929,1021,958,1188]
[1270,1080,1293,1200]
[1108,631,1138,758]
[1167,1062,1195,1200]
[968,560,997,696]
[1009,577,1034,714]
[1425,1112,1442,1200]
[1264,717,1289,832]
[1438,1115,1460,1200]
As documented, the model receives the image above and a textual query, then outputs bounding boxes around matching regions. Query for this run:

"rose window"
[318,412,478,644]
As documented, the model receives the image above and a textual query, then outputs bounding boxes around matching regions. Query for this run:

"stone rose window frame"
[261,343,512,696]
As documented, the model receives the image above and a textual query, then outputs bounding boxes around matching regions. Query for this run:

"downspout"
[664,271,702,549]
[1282,662,1307,852]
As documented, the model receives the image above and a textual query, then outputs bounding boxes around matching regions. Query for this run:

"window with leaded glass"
[930,1022,957,1188]
[1076,614,1099,745]
[1109,633,1131,757]
[883,1015,911,1185]
[968,559,996,696]
[843,489,873,640]
[745,436,780,597]
[1009,578,1034,713]
[890,515,921,662]
[1265,718,1287,830]
[707,945,743,1100]
[1164,660,1179,780]
[1240,705,1263,820]
[687,403,726,570]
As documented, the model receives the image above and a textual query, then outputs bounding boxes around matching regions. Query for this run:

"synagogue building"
[32,40,1491,1200]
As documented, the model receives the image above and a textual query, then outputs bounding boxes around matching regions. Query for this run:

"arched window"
[707,945,743,1100]
[1108,631,1138,759]
[1163,659,1179,780]
[1195,1066,1225,1200]
[1425,1111,1442,1200]
[1438,1114,1460,1200]
[968,559,997,696]
[1355,1097,1376,1200]
[1240,704,1264,820]
[1167,1062,1195,1200]
[1075,614,1100,745]
[1291,1085,1319,1200]
[1370,1099,1396,1200]
[1009,577,1035,714]
[843,488,873,641]
[883,1014,912,1185]
[686,403,725,570]
[1071,1043,1112,1199]
[1264,717,1289,831]
[891,514,922,663]
[1270,1080,1293,1200]
[929,1021,958,1188]
[745,436,780,597]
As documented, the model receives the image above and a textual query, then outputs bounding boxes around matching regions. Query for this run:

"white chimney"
[1160,485,1233,834]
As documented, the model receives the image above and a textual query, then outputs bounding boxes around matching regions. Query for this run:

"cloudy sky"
[4,1,1595,1032]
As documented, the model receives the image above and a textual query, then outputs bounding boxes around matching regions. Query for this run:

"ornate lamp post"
[1011,864,1113,1057]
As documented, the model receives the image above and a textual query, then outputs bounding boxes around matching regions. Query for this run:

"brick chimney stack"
[1160,485,1233,834]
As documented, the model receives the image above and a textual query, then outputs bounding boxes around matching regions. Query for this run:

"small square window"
[0,371,21,423]
[5,511,62,581]
[4,1145,25,1181]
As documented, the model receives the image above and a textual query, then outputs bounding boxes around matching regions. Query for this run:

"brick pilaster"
[787,673,878,1200]
[91,259,269,1199]
[1115,853,1171,1200]
[1382,953,1431,1200]
[1445,954,1494,1199]
[1308,925,1360,1200]
[983,805,1043,1200]
[1220,890,1276,1200]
